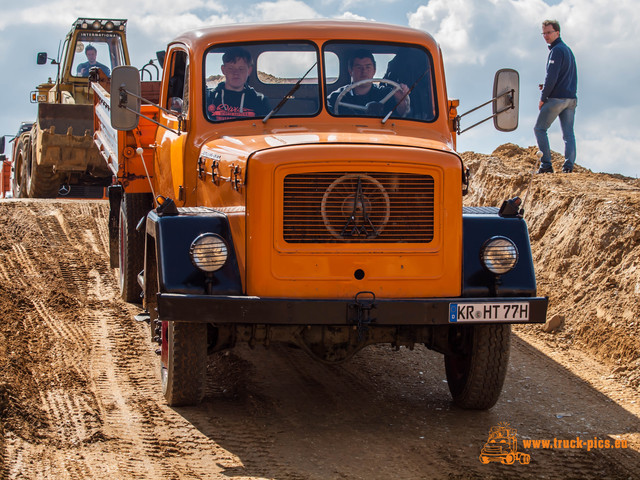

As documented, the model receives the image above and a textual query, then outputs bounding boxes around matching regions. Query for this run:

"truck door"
[155,47,190,203]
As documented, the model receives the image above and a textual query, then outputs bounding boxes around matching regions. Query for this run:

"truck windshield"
[204,42,320,123]
[324,42,437,122]
[71,32,126,78]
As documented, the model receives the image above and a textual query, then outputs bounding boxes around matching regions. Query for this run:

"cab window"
[71,33,125,78]
[204,42,320,123]
[323,42,437,122]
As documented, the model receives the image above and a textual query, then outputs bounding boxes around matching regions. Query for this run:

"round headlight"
[480,236,519,275]
[189,233,228,272]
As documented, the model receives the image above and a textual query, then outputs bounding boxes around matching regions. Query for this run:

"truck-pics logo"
[479,423,531,465]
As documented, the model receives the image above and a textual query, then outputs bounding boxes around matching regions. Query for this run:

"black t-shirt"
[327,84,396,116]
[207,83,270,121]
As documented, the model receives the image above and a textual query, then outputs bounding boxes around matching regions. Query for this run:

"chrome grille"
[283,172,434,243]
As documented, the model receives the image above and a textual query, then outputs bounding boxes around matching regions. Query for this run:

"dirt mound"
[462,144,640,387]
[1,152,639,478]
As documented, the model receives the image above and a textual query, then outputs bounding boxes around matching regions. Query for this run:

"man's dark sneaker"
[537,166,554,174]
[562,167,573,173]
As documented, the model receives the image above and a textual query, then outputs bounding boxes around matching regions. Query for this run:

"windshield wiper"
[263,62,317,123]
[382,68,430,124]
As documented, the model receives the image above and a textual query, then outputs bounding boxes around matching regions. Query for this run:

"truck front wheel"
[444,324,511,410]
[161,321,207,406]
[118,193,152,303]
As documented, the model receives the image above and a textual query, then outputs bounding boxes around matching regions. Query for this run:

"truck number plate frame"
[449,302,530,323]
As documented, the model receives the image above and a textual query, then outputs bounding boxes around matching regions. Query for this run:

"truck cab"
[98,21,547,408]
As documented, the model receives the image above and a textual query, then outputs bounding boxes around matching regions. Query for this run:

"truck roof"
[171,20,438,52]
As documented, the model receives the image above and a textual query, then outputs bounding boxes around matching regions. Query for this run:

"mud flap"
[108,185,123,268]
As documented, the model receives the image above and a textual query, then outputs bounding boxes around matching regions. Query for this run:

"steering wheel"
[334,78,402,115]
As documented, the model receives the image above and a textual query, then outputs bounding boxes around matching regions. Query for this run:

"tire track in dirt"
[1,199,639,479]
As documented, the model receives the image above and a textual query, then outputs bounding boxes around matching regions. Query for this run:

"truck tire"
[25,137,61,198]
[161,321,207,406]
[12,136,30,198]
[118,192,153,303]
[444,324,511,410]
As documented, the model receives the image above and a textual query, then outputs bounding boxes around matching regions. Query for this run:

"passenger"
[76,45,111,77]
[206,47,270,121]
[327,48,410,117]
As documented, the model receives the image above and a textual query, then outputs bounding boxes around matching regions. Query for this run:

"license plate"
[449,302,530,322]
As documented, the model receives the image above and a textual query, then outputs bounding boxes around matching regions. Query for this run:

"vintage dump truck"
[8,18,130,198]
[480,423,531,465]
[94,21,548,408]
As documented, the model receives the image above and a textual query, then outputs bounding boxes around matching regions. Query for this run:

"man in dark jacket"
[207,47,270,121]
[534,20,578,173]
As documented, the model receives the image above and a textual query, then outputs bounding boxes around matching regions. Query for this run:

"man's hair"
[348,48,376,70]
[85,45,97,54]
[222,47,253,67]
[542,20,560,33]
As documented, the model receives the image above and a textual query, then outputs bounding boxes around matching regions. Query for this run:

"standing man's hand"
[539,101,544,110]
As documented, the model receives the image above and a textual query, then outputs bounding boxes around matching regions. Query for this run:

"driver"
[327,49,410,116]
[76,45,111,77]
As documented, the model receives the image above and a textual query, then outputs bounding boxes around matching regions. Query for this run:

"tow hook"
[349,291,377,340]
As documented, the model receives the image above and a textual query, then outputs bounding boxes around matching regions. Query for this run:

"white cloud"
[407,0,549,65]
[239,0,320,22]
[407,0,640,177]
[1,0,639,178]
[336,11,370,21]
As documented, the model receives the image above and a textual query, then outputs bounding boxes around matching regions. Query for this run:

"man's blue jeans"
[534,98,577,170]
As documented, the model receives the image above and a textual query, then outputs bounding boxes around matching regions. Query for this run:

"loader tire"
[25,139,61,198]
[444,324,511,410]
[161,321,207,406]
[12,136,30,198]
[118,192,153,303]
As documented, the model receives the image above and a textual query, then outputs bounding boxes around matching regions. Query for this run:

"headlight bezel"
[189,233,229,273]
[480,236,519,276]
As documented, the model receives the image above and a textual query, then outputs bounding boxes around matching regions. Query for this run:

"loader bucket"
[37,103,94,136]
[34,103,109,175]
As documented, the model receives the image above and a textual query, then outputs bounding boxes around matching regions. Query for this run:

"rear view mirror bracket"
[110,66,181,134]
[454,68,520,134]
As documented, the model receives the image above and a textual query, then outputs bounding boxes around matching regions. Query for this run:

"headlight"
[480,236,519,275]
[189,233,228,272]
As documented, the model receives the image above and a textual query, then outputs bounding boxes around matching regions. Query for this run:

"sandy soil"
[0,146,639,479]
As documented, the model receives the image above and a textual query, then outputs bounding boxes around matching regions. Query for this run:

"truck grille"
[283,172,434,243]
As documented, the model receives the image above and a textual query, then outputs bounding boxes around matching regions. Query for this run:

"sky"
[0,0,638,177]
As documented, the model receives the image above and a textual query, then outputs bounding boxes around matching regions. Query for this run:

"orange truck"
[94,20,548,407]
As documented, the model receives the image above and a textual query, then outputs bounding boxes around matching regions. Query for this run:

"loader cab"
[41,18,130,105]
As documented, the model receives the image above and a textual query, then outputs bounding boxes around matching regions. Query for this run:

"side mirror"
[493,68,519,132]
[156,50,166,68]
[37,52,48,65]
[0,136,5,155]
[110,66,141,131]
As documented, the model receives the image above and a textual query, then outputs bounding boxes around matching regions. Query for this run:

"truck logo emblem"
[320,174,391,240]
[340,176,378,238]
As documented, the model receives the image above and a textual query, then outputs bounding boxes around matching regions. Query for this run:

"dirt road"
[0,199,638,479]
